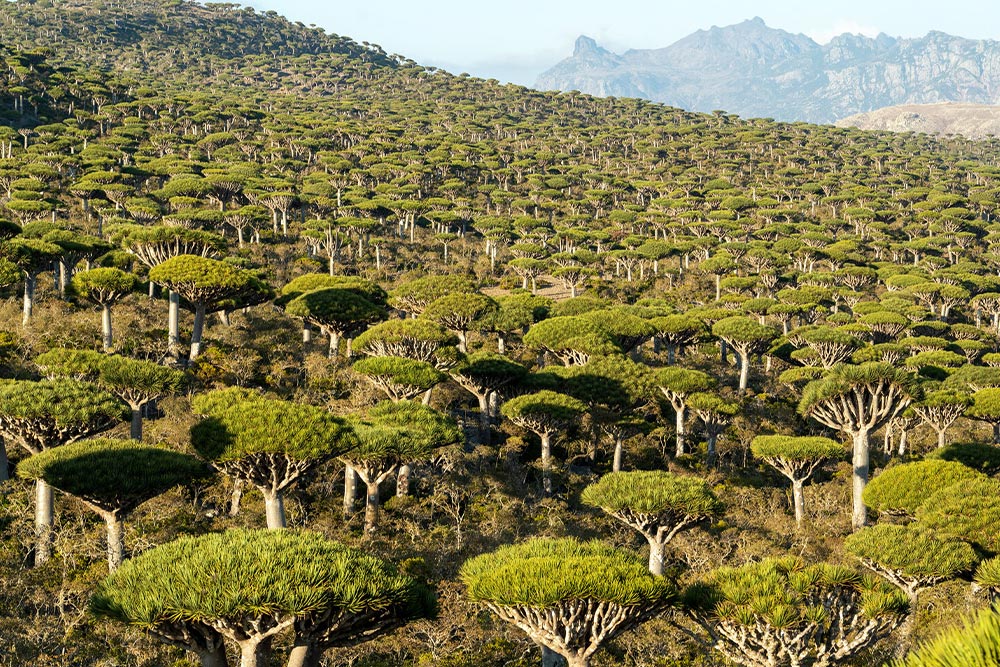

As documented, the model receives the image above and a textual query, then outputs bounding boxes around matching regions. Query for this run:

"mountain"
[836,102,1000,139]
[535,18,1000,124]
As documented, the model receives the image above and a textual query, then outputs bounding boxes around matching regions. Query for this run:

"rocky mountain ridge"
[535,18,1000,124]
[837,102,1000,139]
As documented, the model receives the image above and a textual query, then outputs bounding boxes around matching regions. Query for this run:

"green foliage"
[581,471,722,517]
[17,438,209,513]
[863,460,986,518]
[70,268,139,305]
[348,401,462,462]
[148,254,270,311]
[653,367,716,398]
[501,390,587,431]
[286,287,387,334]
[353,319,458,361]
[91,529,432,630]
[684,556,908,626]
[894,608,1000,667]
[190,387,354,462]
[0,378,128,453]
[968,389,1000,423]
[928,442,1000,476]
[460,537,675,607]
[750,435,843,462]
[844,525,979,580]
[352,356,444,399]
[916,477,1000,553]
[799,362,918,414]
[712,316,778,352]
[390,275,476,314]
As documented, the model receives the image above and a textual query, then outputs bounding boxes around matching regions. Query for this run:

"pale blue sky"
[244,1,1000,85]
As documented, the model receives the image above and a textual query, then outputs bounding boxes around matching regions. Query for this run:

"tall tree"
[750,435,844,527]
[69,267,140,352]
[799,363,917,529]
[501,390,586,496]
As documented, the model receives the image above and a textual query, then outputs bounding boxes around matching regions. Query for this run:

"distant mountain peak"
[535,21,1000,124]
[574,35,602,56]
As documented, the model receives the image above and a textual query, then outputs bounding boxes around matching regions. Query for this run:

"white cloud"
[805,20,883,44]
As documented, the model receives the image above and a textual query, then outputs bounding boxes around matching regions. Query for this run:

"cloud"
[805,20,883,44]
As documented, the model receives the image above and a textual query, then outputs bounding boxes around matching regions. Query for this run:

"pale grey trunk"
[457,331,468,354]
[237,638,270,667]
[302,325,311,344]
[35,479,53,566]
[22,274,35,326]
[612,435,624,472]
[168,290,180,355]
[421,387,433,406]
[540,432,553,496]
[286,640,320,667]
[477,393,491,445]
[396,464,410,497]
[189,303,206,361]
[101,305,113,351]
[229,479,244,516]
[675,406,686,457]
[647,537,666,576]
[792,479,805,527]
[852,430,870,530]
[328,331,340,358]
[364,480,380,533]
[343,465,358,518]
[102,511,124,571]
[263,490,286,529]
[738,352,750,391]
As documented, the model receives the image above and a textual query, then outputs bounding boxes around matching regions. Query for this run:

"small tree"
[0,236,61,326]
[342,401,461,533]
[461,538,676,667]
[191,388,355,529]
[18,439,208,570]
[712,316,778,390]
[911,389,974,449]
[91,529,433,667]
[653,367,716,456]
[0,379,127,564]
[915,477,1000,553]
[421,292,497,353]
[845,524,979,602]
[750,435,843,526]
[862,459,985,520]
[70,268,140,352]
[581,471,722,575]
[683,557,908,667]
[448,352,527,443]
[148,255,271,360]
[286,287,387,357]
[501,390,586,496]
[353,318,458,367]
[687,392,739,466]
[352,356,444,402]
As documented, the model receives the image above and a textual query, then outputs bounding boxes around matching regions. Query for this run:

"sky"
[243,1,1000,86]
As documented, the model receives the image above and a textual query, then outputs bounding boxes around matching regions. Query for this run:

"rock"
[534,19,1000,124]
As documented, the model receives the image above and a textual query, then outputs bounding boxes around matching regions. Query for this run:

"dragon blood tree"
[461,537,675,667]
[682,557,908,667]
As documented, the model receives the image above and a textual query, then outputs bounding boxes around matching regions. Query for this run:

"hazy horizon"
[243,1,1000,85]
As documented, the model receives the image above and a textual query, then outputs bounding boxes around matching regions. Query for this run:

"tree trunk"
[706,432,718,467]
[396,464,410,498]
[102,511,124,571]
[343,465,357,518]
[286,639,320,667]
[328,331,340,358]
[937,427,947,449]
[647,536,666,576]
[0,436,8,482]
[612,435,624,472]
[22,273,35,326]
[229,479,243,516]
[168,290,180,356]
[302,325,311,344]
[738,352,750,391]
[130,407,143,440]
[852,430,870,530]
[237,638,270,667]
[792,479,805,527]
[675,406,685,457]
[477,393,491,445]
[101,304,113,352]
[35,479,53,566]
[364,479,380,533]
[456,330,467,354]
[540,432,553,496]
[190,303,206,361]
[263,490,286,529]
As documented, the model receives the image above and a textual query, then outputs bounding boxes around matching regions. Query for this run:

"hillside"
[0,2,999,667]
[535,18,1000,123]
[837,102,1000,139]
